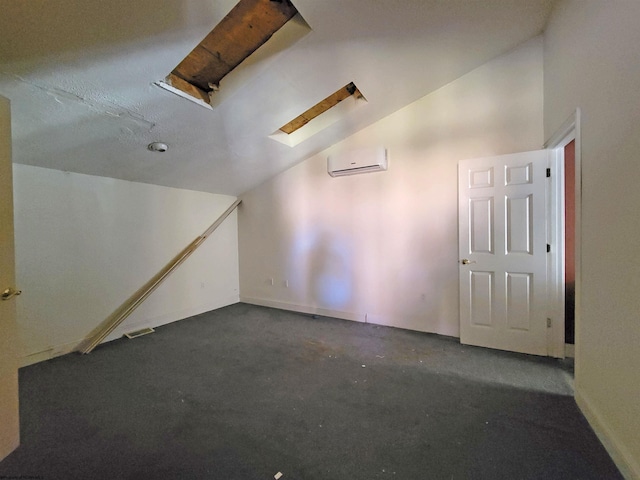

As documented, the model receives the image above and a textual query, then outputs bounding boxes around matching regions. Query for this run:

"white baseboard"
[238,296,458,337]
[365,312,458,337]
[104,294,240,343]
[575,387,639,479]
[20,340,80,367]
[565,343,575,358]
[239,296,365,323]
[19,295,240,367]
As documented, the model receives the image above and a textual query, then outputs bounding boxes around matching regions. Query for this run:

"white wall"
[545,2,640,477]
[239,38,543,336]
[13,165,239,365]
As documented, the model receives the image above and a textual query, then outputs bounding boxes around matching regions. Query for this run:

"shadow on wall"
[290,229,354,310]
[272,147,461,334]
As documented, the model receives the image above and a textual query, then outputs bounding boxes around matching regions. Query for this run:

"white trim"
[20,295,240,366]
[546,148,565,358]
[104,294,240,343]
[545,109,582,374]
[544,108,580,149]
[575,387,640,479]
[564,343,575,358]
[153,81,214,110]
[240,297,459,336]
[239,296,366,323]
[20,341,80,367]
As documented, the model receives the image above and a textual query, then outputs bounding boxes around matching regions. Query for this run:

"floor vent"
[124,327,155,339]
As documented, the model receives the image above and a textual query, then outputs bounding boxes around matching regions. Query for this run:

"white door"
[458,150,549,356]
[0,95,20,461]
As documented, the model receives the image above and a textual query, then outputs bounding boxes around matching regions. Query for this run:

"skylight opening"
[270,82,367,147]
[157,0,301,108]
[279,82,364,134]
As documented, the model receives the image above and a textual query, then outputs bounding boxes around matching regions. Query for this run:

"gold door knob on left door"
[1,288,21,301]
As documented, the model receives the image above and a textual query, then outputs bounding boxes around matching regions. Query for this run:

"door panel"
[459,150,549,356]
[470,271,493,326]
[506,195,532,254]
[0,95,20,461]
[470,197,494,253]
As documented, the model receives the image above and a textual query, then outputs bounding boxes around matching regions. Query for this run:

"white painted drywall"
[239,38,543,336]
[544,2,640,477]
[13,165,239,364]
[0,0,554,196]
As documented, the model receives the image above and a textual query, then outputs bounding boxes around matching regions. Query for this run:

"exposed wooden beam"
[165,73,211,105]
[172,0,298,93]
[279,82,363,134]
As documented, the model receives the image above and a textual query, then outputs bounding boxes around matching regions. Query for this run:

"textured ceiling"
[0,0,556,195]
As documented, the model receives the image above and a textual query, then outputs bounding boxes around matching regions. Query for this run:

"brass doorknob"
[1,288,22,301]
[461,259,476,265]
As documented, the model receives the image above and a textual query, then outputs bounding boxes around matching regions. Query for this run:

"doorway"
[458,110,581,359]
[545,108,581,360]
[564,140,576,347]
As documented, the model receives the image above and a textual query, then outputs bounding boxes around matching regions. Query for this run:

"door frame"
[0,95,20,461]
[544,108,582,360]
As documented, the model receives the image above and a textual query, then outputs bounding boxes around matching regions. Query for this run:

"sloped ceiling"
[0,0,556,195]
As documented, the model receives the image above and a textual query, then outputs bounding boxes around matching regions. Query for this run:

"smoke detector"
[148,142,168,153]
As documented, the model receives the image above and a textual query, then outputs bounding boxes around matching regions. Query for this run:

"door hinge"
[547,244,551,253]
[547,318,552,328]
[546,168,551,178]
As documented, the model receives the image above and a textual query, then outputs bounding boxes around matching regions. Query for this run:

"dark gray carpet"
[0,303,621,479]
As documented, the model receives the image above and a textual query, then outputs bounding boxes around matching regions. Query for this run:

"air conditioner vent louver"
[327,147,388,177]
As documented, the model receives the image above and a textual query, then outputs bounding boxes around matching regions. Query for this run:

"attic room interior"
[1,0,639,478]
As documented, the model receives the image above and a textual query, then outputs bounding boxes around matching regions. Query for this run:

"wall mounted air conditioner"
[327,147,388,177]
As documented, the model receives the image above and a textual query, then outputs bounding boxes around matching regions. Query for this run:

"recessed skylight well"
[270,82,368,147]
[279,82,363,134]
[156,0,308,108]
